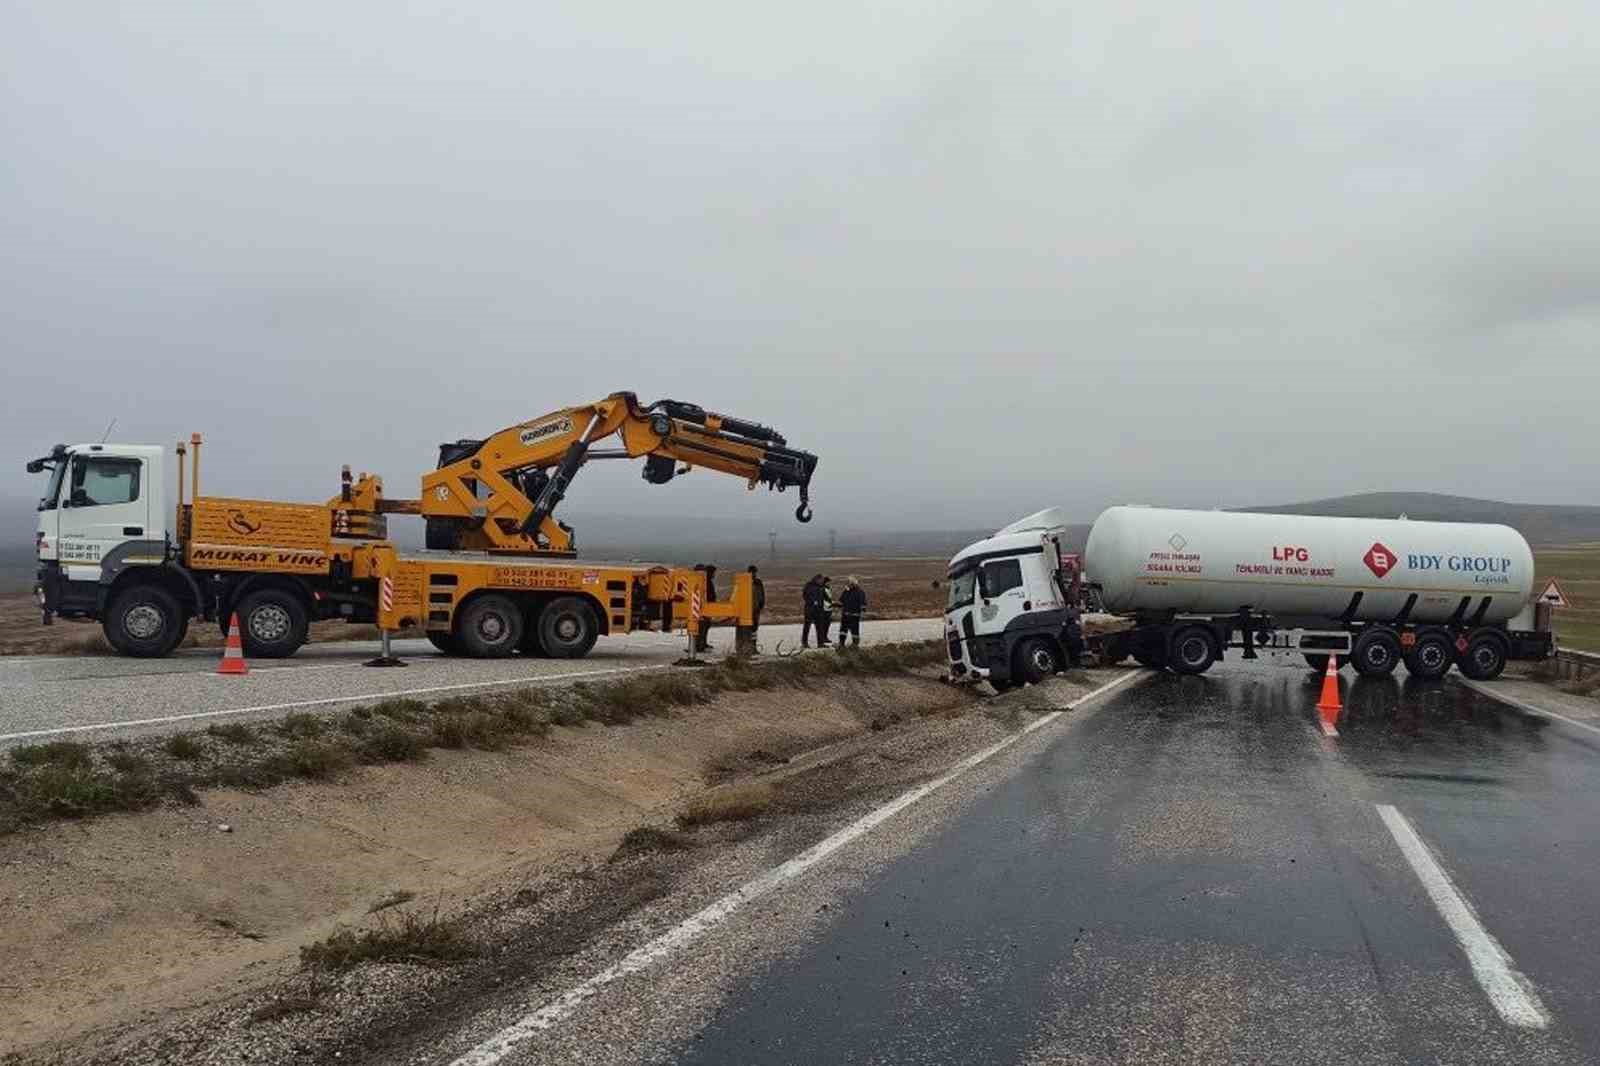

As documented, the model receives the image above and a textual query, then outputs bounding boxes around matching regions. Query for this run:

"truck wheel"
[1302,654,1348,672]
[236,589,310,658]
[1403,633,1453,680]
[1351,630,1401,677]
[1168,626,1218,675]
[426,631,462,656]
[456,595,523,658]
[538,597,599,659]
[1459,633,1508,680]
[1014,637,1061,684]
[103,585,185,658]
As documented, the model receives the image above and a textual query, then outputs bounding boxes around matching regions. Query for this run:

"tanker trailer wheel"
[1302,654,1349,673]
[1403,633,1453,680]
[1014,638,1062,684]
[456,594,524,658]
[1459,633,1508,680]
[1169,626,1218,675]
[538,596,599,659]
[1351,630,1402,677]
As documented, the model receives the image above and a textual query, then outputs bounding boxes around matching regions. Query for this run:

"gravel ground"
[26,669,1135,1066]
[0,618,942,748]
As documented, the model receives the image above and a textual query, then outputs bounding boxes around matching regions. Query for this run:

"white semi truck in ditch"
[944,506,1553,688]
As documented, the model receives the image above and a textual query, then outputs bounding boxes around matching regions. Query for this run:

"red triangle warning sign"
[1537,578,1570,608]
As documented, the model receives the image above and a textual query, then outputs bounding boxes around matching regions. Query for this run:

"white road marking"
[1375,803,1550,1029]
[0,664,675,743]
[1456,678,1600,738]
[448,669,1149,1066]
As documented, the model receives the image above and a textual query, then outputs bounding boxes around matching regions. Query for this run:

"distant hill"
[1241,492,1600,546]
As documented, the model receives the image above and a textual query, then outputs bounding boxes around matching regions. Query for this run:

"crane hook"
[795,501,813,523]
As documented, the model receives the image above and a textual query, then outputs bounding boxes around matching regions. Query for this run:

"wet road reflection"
[670,660,1600,1065]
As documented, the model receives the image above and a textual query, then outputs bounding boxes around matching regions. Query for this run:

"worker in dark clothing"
[801,574,830,648]
[837,576,866,649]
[748,565,765,629]
[801,574,822,647]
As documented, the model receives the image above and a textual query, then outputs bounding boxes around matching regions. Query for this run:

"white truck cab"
[944,508,1083,690]
[29,443,183,645]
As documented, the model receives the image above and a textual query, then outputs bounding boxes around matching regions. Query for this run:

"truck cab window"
[945,568,978,611]
[980,558,1024,597]
[70,457,140,507]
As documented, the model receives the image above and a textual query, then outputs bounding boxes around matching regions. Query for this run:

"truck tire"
[456,595,523,658]
[236,588,310,658]
[1351,630,1401,677]
[1302,654,1348,672]
[426,631,462,656]
[103,585,185,658]
[1459,632,1508,680]
[1403,633,1453,680]
[1014,637,1061,684]
[1168,626,1218,675]
[538,596,599,659]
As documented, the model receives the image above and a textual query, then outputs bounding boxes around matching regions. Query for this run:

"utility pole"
[768,530,777,561]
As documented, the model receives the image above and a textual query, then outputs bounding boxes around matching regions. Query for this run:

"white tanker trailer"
[943,506,1553,688]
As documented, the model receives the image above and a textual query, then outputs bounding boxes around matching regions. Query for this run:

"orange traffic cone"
[1316,653,1341,713]
[218,613,249,675]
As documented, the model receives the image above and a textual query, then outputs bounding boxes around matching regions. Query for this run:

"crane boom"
[411,391,818,554]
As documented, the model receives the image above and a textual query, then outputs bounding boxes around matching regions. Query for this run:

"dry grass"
[10,740,94,770]
[610,825,696,860]
[1536,544,1600,653]
[368,889,417,914]
[205,722,259,745]
[163,734,204,760]
[298,907,476,971]
[675,782,774,827]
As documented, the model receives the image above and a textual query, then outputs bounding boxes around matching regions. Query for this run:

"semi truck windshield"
[945,569,977,611]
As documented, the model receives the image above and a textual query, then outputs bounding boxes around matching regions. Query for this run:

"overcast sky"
[3,1,1597,532]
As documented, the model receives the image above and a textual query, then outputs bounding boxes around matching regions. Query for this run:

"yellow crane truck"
[28,392,818,660]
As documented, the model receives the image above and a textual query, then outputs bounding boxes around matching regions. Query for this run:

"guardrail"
[1553,646,1600,679]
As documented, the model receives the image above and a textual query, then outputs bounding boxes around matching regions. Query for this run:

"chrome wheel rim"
[250,604,291,642]
[126,604,163,640]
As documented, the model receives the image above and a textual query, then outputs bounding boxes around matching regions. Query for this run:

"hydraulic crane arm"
[414,391,818,554]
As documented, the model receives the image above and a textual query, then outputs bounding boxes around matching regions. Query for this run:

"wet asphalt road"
[672,660,1600,1065]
